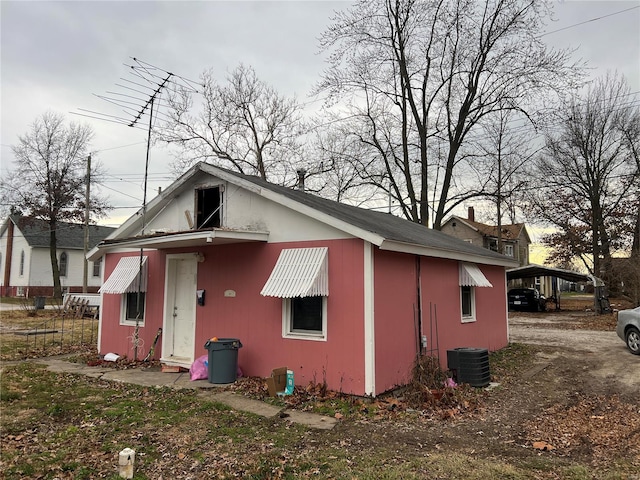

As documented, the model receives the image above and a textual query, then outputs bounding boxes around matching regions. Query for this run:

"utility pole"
[82,154,91,293]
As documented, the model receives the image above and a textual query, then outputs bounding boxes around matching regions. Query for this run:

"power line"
[541,5,640,38]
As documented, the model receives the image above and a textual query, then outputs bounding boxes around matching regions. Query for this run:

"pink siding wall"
[99,241,509,396]
[99,239,367,395]
[194,239,366,395]
[373,250,420,393]
[420,258,508,364]
[372,253,509,393]
[100,251,166,359]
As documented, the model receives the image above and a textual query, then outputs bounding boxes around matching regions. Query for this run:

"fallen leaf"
[533,441,555,451]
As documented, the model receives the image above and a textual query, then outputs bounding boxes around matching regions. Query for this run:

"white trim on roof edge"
[378,240,519,268]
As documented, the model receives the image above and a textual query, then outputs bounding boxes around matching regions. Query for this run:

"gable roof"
[2,215,116,250]
[445,215,531,244]
[93,163,518,267]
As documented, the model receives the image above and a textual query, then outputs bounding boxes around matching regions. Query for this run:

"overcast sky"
[1,0,639,229]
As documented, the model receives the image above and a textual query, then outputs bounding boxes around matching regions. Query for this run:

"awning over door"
[459,262,493,288]
[99,256,148,294]
[261,247,329,298]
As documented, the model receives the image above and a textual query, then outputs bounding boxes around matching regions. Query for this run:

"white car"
[616,306,640,355]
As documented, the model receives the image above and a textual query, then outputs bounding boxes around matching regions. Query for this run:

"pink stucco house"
[89,163,517,396]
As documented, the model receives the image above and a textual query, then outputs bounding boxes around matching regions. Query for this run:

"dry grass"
[0,306,98,361]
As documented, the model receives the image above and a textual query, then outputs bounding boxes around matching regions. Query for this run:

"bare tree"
[470,109,540,253]
[317,0,581,228]
[161,64,304,182]
[0,112,110,299]
[618,95,640,257]
[530,73,640,286]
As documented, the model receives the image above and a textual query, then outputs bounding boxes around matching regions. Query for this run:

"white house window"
[99,256,148,326]
[19,250,25,276]
[282,296,327,340]
[503,244,514,257]
[121,292,146,326]
[92,258,102,277]
[459,262,493,323]
[261,247,329,342]
[460,285,475,322]
[59,252,68,276]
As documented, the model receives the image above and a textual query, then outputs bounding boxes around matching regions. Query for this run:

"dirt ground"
[2,296,639,478]
[311,297,640,476]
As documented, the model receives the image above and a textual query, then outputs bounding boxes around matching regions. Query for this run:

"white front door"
[162,254,197,366]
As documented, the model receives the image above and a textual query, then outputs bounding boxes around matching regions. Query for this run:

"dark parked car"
[508,288,546,312]
[616,306,640,355]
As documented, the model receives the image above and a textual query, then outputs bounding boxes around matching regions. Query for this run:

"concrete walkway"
[17,357,338,430]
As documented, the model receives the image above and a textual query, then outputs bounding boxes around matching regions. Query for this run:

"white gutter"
[379,240,519,268]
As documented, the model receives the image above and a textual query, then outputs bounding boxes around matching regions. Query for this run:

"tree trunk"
[49,219,62,300]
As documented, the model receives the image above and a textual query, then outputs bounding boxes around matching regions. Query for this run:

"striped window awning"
[459,262,493,288]
[99,256,148,294]
[261,247,329,298]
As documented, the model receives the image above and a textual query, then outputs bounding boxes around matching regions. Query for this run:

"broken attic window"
[195,186,221,229]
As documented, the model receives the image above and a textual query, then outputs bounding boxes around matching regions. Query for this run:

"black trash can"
[204,338,242,384]
[34,296,46,310]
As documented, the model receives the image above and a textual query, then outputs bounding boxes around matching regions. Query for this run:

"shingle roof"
[202,165,512,264]
[8,215,116,250]
[460,217,526,241]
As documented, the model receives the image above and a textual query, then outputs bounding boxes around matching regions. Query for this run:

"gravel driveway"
[509,313,639,391]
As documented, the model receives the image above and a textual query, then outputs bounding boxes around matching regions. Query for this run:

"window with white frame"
[92,257,102,277]
[459,262,493,323]
[460,285,476,322]
[19,250,25,276]
[282,296,327,340]
[121,292,146,326]
[261,247,330,342]
[503,244,514,257]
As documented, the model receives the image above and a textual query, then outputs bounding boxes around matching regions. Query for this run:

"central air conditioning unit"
[447,347,490,387]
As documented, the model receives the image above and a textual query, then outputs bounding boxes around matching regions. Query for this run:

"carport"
[506,264,607,313]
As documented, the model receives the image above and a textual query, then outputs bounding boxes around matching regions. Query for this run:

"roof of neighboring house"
[2,215,116,250]
[446,216,531,243]
[92,163,519,267]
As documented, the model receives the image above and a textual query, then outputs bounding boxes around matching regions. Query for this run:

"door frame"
[161,253,198,366]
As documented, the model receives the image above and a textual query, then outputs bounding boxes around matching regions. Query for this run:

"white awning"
[99,256,148,294]
[459,262,493,288]
[261,247,329,298]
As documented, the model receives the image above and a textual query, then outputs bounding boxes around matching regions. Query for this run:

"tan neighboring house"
[440,207,531,267]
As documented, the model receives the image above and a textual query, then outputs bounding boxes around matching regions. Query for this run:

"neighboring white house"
[0,215,115,297]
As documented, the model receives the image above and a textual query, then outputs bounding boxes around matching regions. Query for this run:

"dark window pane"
[461,286,472,316]
[93,258,101,277]
[126,292,145,320]
[292,296,323,332]
[196,187,221,228]
[59,252,68,276]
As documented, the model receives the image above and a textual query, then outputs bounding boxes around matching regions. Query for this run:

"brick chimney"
[468,206,475,222]
[296,169,306,191]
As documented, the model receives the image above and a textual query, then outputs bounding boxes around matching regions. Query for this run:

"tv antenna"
[74,57,201,360]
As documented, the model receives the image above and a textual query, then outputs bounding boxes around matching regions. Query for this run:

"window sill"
[283,331,326,342]
[461,317,476,324]
[120,320,145,327]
